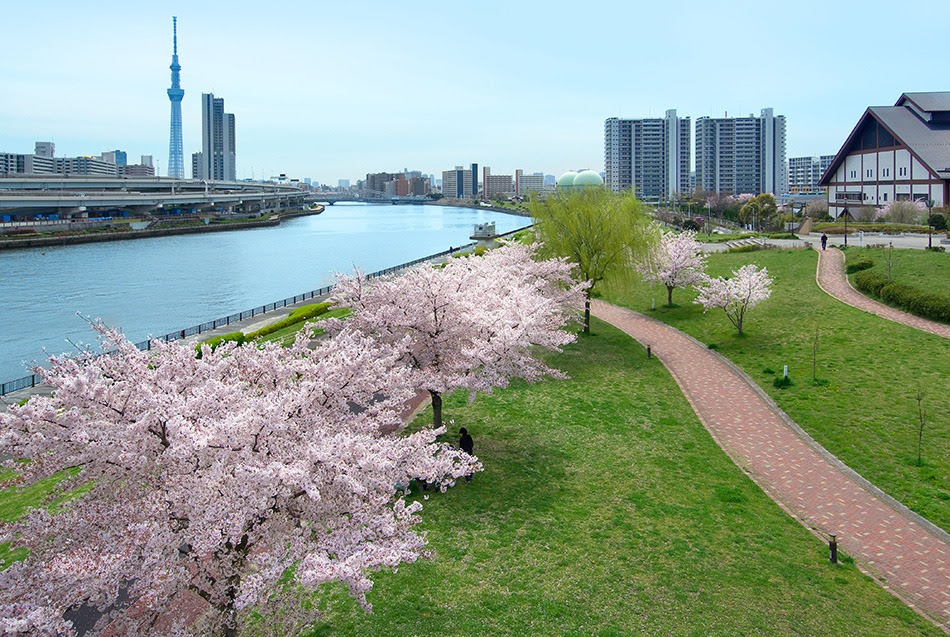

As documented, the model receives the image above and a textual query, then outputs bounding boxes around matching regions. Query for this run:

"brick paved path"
[816,248,950,339]
[591,299,950,630]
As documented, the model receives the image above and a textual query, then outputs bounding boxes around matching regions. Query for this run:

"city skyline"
[1,0,947,184]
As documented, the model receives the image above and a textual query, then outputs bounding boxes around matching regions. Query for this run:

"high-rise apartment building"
[695,108,787,196]
[442,166,475,198]
[482,167,513,198]
[787,155,835,193]
[34,141,54,159]
[200,93,236,181]
[514,170,545,196]
[604,109,691,199]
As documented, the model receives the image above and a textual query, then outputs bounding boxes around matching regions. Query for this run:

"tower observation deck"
[166,17,185,179]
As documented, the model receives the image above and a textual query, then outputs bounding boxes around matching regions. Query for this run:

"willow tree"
[530,188,654,332]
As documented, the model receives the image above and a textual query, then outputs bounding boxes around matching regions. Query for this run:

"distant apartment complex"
[482,167,513,198]
[819,91,950,216]
[787,155,834,193]
[604,109,691,199]
[695,108,787,196]
[363,171,430,196]
[1,142,154,177]
[514,169,545,196]
[195,93,236,181]
[442,164,478,198]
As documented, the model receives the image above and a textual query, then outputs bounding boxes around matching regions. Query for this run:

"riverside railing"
[1,225,533,397]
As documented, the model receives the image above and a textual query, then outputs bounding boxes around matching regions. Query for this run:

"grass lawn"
[307,319,938,636]
[603,249,950,532]
[845,246,950,297]
[255,307,351,345]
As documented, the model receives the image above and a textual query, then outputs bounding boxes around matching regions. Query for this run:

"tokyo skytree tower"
[166,16,185,179]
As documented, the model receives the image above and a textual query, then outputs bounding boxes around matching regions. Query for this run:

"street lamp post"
[747,203,758,232]
[926,199,935,249]
[842,207,849,246]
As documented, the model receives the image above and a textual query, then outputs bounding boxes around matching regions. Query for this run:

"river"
[0,204,528,382]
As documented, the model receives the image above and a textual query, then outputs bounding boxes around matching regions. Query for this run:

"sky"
[2,0,948,184]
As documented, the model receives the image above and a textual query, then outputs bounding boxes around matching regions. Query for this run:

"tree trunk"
[736,317,744,336]
[583,292,591,333]
[430,390,443,427]
[667,285,674,306]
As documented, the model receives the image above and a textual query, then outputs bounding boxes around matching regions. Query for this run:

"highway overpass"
[0,176,310,219]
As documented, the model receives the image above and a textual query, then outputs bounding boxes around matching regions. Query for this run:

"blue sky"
[2,0,947,184]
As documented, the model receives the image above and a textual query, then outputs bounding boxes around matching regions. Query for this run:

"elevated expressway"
[0,176,310,219]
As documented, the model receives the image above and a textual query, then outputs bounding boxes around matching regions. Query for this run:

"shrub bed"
[815,223,930,235]
[726,244,765,253]
[196,331,247,357]
[845,256,874,274]
[854,272,950,323]
[246,302,333,340]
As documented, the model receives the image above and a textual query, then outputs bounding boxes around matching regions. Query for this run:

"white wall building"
[514,169,544,196]
[820,92,950,217]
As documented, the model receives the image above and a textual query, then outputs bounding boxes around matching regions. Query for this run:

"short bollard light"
[646,344,652,358]
[651,297,656,311]
[783,364,789,379]
[829,533,838,564]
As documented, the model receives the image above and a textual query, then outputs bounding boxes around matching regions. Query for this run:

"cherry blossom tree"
[330,242,587,427]
[0,325,480,636]
[637,229,707,306]
[693,264,773,336]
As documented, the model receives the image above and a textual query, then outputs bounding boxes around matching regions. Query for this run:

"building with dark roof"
[819,92,950,217]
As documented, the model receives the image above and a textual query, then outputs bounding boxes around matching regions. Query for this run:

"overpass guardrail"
[1,225,533,397]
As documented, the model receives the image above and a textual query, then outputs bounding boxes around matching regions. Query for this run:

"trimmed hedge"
[726,244,765,254]
[845,256,874,274]
[196,331,247,357]
[853,271,950,323]
[815,223,930,235]
[853,270,891,296]
[247,302,333,340]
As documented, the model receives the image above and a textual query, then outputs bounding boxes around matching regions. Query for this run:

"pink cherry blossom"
[693,264,772,336]
[330,242,587,427]
[637,229,707,306]
[0,325,480,635]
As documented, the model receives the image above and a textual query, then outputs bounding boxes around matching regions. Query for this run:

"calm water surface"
[0,204,527,381]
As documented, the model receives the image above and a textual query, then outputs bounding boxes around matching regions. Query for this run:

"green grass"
[306,320,938,636]
[0,466,88,569]
[255,307,351,345]
[603,249,950,532]
[846,247,950,297]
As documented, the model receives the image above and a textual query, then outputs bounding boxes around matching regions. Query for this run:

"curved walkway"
[590,300,950,630]
[816,248,950,339]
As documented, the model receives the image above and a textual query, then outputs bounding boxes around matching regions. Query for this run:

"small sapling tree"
[694,264,773,336]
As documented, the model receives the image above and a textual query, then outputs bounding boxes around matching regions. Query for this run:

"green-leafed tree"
[530,188,654,333]
[739,193,777,229]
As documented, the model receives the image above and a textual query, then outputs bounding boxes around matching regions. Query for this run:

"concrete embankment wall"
[0,207,324,250]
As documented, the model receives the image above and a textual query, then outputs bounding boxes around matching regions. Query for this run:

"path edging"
[816,248,949,339]
[594,301,950,546]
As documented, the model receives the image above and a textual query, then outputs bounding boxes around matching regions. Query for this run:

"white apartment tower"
[604,109,691,199]
[695,108,787,196]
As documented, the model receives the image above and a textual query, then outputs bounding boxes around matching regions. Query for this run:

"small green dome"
[573,170,604,187]
[557,172,577,189]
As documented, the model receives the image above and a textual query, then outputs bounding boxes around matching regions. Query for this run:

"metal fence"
[1,225,533,397]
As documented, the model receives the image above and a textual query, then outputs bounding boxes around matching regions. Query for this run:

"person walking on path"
[820,233,828,250]
[459,427,474,482]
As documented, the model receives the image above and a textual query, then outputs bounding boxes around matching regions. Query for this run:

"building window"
[883,193,888,201]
